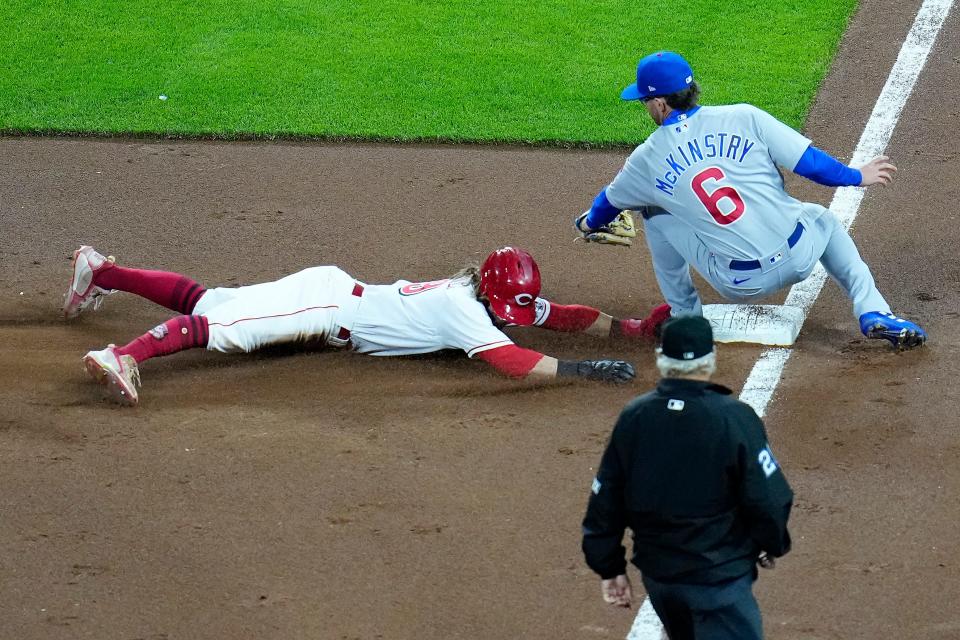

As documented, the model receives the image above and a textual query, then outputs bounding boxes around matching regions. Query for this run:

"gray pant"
[642,572,763,640]
[642,208,890,319]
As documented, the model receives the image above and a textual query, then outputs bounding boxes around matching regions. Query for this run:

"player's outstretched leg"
[815,213,927,349]
[858,312,927,349]
[64,246,207,319]
[83,315,210,406]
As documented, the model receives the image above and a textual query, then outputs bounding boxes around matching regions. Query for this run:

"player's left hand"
[857,155,897,186]
[575,211,637,246]
[576,359,636,383]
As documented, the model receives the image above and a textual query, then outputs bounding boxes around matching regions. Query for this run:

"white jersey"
[196,269,554,357]
[605,104,824,261]
[350,277,551,357]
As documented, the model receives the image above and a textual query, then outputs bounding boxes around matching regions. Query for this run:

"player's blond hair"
[450,264,481,297]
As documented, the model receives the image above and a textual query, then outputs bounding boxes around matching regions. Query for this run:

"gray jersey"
[606,104,823,261]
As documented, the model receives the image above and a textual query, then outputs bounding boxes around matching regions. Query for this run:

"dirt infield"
[2,1,958,639]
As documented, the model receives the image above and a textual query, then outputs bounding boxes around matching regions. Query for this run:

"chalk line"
[629,0,954,637]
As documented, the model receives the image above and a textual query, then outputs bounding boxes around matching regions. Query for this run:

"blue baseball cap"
[621,51,694,101]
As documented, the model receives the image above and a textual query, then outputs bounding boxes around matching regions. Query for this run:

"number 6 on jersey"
[692,166,745,225]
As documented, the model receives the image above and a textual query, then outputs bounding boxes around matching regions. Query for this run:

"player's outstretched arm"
[537,300,671,340]
[857,155,897,186]
[475,345,635,384]
[535,301,612,336]
[793,146,897,188]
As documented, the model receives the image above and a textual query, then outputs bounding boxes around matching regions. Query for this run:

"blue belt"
[729,222,805,271]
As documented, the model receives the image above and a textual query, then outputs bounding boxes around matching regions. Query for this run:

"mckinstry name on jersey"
[655,127,758,196]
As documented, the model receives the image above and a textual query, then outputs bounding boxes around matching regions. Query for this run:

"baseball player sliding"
[576,51,926,349]
[64,245,667,406]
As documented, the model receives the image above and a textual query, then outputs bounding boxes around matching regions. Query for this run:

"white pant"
[192,266,362,353]
[643,208,890,319]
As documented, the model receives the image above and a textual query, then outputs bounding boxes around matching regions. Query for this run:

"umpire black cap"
[660,315,714,360]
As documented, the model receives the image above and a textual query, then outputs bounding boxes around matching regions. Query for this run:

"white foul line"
[629,1,954,637]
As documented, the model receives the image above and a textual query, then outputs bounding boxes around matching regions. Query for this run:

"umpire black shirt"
[582,378,793,585]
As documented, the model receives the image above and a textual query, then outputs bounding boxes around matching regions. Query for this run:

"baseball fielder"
[64,245,667,406]
[575,51,926,349]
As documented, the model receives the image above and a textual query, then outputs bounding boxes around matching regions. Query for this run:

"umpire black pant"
[641,571,763,640]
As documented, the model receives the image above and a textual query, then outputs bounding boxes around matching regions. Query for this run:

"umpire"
[581,315,793,639]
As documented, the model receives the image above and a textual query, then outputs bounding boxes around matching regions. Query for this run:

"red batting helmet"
[479,247,541,326]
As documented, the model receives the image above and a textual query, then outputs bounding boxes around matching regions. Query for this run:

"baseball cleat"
[619,303,672,339]
[83,345,141,406]
[63,246,116,320]
[859,311,927,349]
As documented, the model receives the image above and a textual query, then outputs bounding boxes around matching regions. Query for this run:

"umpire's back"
[582,315,793,589]
[614,379,790,584]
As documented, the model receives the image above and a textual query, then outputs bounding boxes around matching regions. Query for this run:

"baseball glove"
[558,359,636,384]
[574,211,637,247]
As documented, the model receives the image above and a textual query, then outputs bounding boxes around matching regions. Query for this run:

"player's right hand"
[857,155,897,186]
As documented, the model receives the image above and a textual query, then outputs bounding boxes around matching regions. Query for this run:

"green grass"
[0,0,857,144]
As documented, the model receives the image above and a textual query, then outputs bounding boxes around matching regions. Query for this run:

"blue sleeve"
[584,188,623,229]
[793,145,862,187]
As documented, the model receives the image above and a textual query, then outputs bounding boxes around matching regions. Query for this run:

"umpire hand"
[601,574,633,608]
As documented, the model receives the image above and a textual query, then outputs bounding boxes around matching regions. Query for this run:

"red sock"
[115,315,210,364]
[95,264,206,314]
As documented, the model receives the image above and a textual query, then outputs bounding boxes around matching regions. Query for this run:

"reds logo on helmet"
[479,247,541,326]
